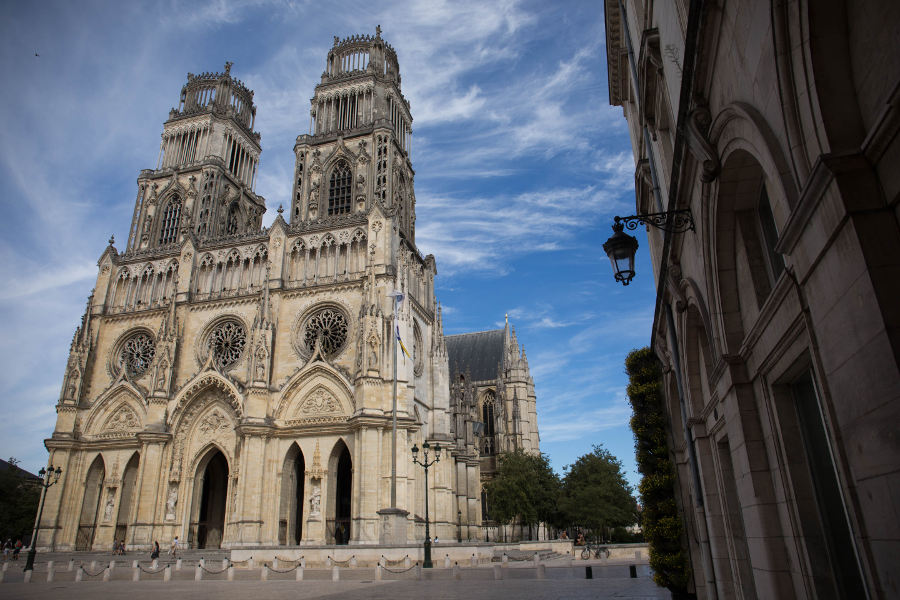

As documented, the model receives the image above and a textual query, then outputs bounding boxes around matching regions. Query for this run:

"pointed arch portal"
[76,455,105,550]
[280,444,305,545]
[190,449,229,549]
[115,453,140,543]
[328,441,352,544]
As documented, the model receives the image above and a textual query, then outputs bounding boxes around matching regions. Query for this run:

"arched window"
[482,392,497,455]
[226,202,240,235]
[158,196,181,245]
[328,160,352,216]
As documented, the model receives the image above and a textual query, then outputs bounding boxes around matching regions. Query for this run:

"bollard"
[452,563,461,580]
[350,556,357,568]
[76,567,84,582]
[375,564,382,580]
[103,567,110,582]
[536,563,546,579]
[379,555,385,567]
[69,559,75,571]
[47,561,55,582]
[533,554,540,566]
[195,564,202,581]
[109,559,116,573]
[132,560,139,569]
[502,553,508,564]
[0,569,4,583]
[273,557,278,569]
[90,560,97,571]
[2,562,8,572]
[585,566,592,579]
[176,558,183,571]
[261,565,268,581]
[295,566,303,581]
[227,565,235,581]
[493,564,503,580]
[444,555,451,569]
[635,550,641,560]
[629,564,637,578]
[326,556,332,567]
[416,564,423,581]
[132,566,140,581]
[470,553,477,567]
[164,565,171,582]
[248,557,254,569]
[200,557,206,567]
[404,556,410,569]
[23,570,32,584]
[152,558,158,569]
[332,565,340,581]
[223,558,229,569]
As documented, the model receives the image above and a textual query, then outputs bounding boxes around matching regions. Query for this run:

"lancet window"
[375,136,388,203]
[328,160,352,216]
[481,391,497,455]
[158,196,181,245]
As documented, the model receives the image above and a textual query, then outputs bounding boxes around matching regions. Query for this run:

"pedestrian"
[13,539,22,560]
[169,535,179,558]
[113,539,119,555]
[150,540,160,560]
[2,539,10,560]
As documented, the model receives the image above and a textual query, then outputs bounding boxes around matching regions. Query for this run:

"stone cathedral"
[39,30,540,551]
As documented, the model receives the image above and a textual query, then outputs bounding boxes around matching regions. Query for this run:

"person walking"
[150,540,160,560]
[169,535,179,558]
[13,539,22,560]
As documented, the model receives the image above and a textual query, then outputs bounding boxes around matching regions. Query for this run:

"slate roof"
[446,328,505,382]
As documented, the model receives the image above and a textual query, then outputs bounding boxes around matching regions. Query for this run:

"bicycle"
[581,543,610,559]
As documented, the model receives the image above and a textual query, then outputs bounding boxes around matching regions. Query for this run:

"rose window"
[303,308,348,357]
[208,321,246,369]
[119,333,155,378]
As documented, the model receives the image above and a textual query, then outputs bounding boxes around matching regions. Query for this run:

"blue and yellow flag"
[396,325,411,361]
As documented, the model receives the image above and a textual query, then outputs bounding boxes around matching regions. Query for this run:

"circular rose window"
[207,320,246,369]
[118,332,155,378]
[302,308,348,358]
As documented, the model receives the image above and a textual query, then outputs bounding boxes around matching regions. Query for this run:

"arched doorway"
[115,453,140,544]
[328,441,352,544]
[279,444,305,545]
[76,455,105,551]
[190,449,229,549]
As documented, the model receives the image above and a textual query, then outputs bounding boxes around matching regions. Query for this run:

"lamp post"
[457,509,462,544]
[24,464,62,573]
[603,210,694,285]
[411,441,440,568]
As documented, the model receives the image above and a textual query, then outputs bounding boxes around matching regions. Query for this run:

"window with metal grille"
[328,160,352,215]
[158,196,181,245]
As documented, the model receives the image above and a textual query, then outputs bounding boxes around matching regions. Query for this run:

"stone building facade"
[605,1,899,598]
[39,30,540,551]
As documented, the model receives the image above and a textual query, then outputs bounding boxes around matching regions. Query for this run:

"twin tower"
[41,29,539,552]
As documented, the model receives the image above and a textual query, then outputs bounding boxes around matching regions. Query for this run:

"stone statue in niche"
[165,486,177,520]
[254,346,266,382]
[156,366,167,392]
[103,490,115,521]
[309,484,321,517]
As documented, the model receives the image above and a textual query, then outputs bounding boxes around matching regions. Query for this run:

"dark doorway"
[332,444,352,544]
[76,456,105,551]
[195,450,228,549]
[279,444,305,545]
[115,453,140,544]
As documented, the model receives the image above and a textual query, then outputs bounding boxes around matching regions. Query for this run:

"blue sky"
[0,0,658,489]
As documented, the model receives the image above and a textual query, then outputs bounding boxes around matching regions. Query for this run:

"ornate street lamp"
[24,464,63,573]
[603,210,695,285]
[411,441,440,568]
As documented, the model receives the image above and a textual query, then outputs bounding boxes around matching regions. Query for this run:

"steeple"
[291,27,416,243]
[126,63,266,253]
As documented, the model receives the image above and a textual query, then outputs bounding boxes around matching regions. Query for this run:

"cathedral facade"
[39,30,539,551]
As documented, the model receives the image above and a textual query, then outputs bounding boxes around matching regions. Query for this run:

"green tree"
[483,449,559,538]
[626,347,692,594]
[558,445,637,538]
[0,458,41,543]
